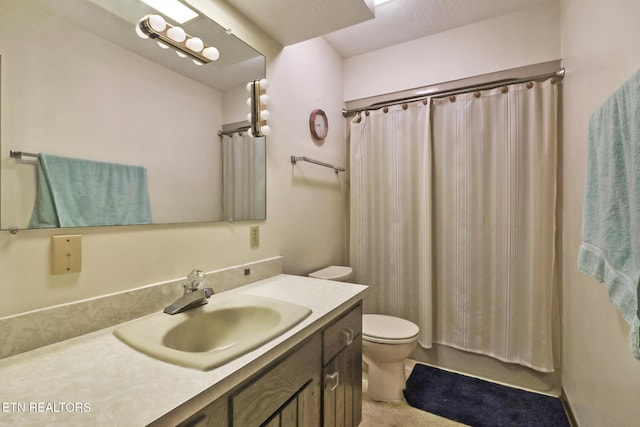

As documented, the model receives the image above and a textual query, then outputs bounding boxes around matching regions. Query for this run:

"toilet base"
[364,356,407,402]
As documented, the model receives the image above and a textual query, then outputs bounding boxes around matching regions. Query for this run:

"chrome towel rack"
[290,156,345,174]
[10,150,40,160]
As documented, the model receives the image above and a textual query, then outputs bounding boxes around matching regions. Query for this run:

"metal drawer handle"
[326,372,339,391]
[342,328,354,345]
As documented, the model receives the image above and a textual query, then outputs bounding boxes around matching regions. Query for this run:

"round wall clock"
[309,109,328,140]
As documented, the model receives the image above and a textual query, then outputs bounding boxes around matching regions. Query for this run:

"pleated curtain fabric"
[349,78,558,372]
[431,79,558,372]
[349,102,434,348]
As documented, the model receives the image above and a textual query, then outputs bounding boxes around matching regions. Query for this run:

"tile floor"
[360,360,467,427]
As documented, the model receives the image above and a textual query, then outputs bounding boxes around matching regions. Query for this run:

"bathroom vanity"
[0,273,367,426]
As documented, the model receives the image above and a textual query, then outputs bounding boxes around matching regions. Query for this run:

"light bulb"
[247,113,252,122]
[246,98,252,107]
[260,94,270,105]
[259,78,269,89]
[135,23,149,39]
[202,47,219,61]
[248,128,254,137]
[167,26,186,42]
[186,37,204,52]
[192,59,203,65]
[176,51,186,58]
[246,82,253,92]
[157,41,169,49]
[260,125,271,136]
[148,14,166,32]
[260,110,270,120]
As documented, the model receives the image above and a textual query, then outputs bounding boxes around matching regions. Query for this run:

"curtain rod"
[218,125,251,137]
[342,68,565,117]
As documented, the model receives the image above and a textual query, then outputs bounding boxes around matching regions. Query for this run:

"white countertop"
[0,274,367,426]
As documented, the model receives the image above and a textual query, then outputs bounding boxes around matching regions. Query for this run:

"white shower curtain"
[349,101,434,348]
[349,78,558,372]
[431,79,558,372]
[221,133,266,221]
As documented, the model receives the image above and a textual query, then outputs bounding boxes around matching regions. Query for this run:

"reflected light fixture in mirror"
[247,79,271,137]
[139,0,198,24]
[136,15,220,65]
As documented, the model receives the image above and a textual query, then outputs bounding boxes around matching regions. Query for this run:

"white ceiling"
[226,0,555,58]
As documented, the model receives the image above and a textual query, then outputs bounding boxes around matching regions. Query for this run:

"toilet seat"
[362,314,420,344]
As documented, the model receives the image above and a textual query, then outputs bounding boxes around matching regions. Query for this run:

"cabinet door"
[260,381,318,427]
[232,334,321,427]
[323,336,362,427]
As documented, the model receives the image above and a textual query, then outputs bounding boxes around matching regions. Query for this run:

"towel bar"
[10,150,40,160]
[290,156,345,174]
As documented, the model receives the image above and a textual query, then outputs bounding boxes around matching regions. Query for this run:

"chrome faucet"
[163,270,214,315]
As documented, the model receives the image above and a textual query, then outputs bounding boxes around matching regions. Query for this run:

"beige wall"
[560,0,640,425]
[0,2,347,318]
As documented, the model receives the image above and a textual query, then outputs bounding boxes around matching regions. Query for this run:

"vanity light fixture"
[136,14,220,65]
[246,79,271,137]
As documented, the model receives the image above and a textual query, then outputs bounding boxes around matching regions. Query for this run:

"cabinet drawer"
[322,304,362,365]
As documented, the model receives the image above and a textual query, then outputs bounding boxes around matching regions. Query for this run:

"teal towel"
[578,68,640,359]
[29,154,152,228]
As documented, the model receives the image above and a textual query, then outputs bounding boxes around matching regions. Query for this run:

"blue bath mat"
[403,364,570,427]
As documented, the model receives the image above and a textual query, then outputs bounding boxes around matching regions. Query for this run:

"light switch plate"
[52,235,82,275]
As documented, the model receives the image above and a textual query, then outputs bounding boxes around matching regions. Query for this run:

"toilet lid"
[362,314,419,343]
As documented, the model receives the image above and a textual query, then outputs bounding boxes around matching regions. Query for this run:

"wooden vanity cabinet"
[174,302,362,427]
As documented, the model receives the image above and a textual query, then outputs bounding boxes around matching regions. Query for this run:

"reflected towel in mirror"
[29,154,152,228]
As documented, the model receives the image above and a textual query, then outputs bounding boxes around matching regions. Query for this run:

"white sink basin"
[113,293,312,370]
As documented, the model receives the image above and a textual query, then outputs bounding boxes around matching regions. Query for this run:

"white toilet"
[309,266,420,402]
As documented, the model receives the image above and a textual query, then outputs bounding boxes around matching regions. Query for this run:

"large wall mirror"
[0,0,266,231]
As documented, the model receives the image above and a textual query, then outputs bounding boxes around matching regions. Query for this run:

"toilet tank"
[308,266,353,282]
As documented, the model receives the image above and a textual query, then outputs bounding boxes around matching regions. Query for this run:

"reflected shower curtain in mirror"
[349,102,434,348]
[221,134,266,222]
[432,79,558,372]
